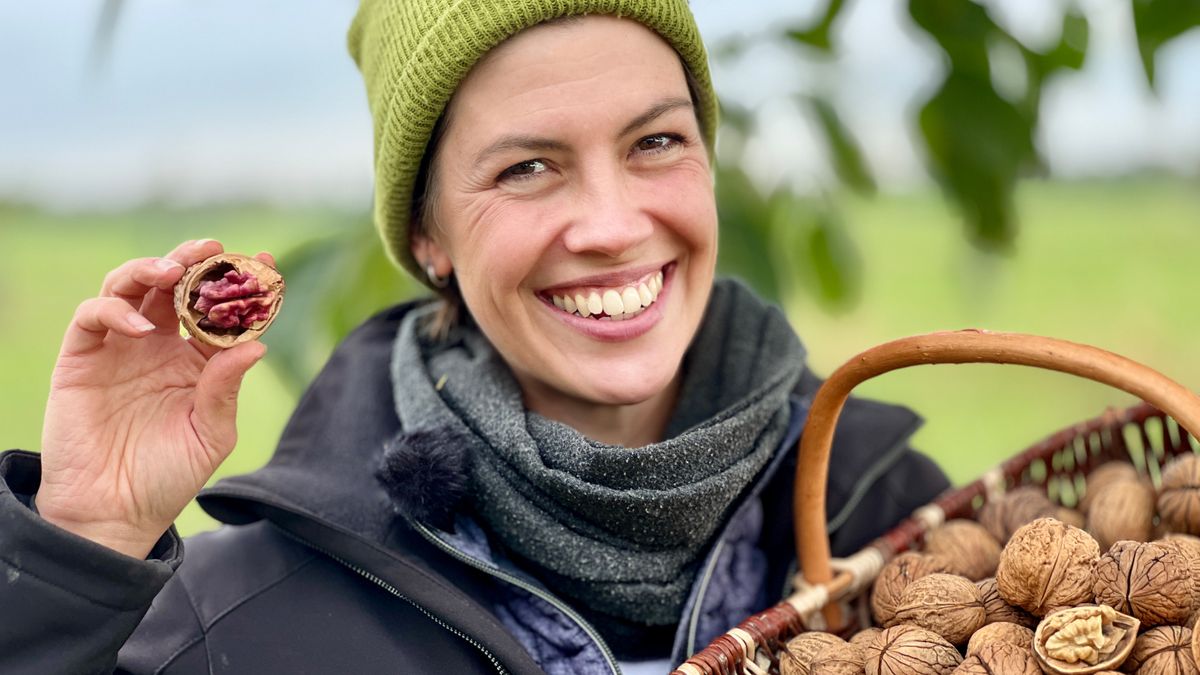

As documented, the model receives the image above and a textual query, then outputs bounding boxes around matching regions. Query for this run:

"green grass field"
[2,178,1197,537]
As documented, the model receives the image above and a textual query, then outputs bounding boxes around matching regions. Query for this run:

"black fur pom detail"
[377,428,471,530]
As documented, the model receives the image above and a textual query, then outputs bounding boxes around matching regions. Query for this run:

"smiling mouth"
[541,268,665,321]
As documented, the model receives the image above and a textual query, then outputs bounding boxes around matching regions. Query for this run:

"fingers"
[191,341,268,454]
[100,257,186,310]
[253,251,277,268]
[62,297,158,355]
[140,240,225,328]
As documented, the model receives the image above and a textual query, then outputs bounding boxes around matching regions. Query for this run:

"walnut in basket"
[1124,626,1198,675]
[978,486,1058,544]
[870,552,956,625]
[1158,454,1200,536]
[953,642,1039,675]
[1086,480,1156,551]
[1032,605,1139,675]
[864,625,961,675]
[1093,541,1195,627]
[965,622,1033,658]
[892,573,985,645]
[923,520,1002,581]
[976,577,1038,628]
[810,641,867,675]
[782,632,845,675]
[996,518,1100,616]
[1078,461,1140,516]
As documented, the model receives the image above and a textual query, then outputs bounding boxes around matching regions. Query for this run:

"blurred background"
[1,0,1197,536]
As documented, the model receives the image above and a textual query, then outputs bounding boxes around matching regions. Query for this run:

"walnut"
[1123,626,1198,675]
[977,577,1038,628]
[966,621,1034,657]
[954,642,1040,675]
[893,573,986,644]
[782,633,846,675]
[1093,541,1195,627]
[811,641,867,675]
[850,628,882,650]
[1080,462,1141,515]
[174,253,284,348]
[979,487,1059,544]
[1158,454,1200,536]
[924,520,1003,581]
[864,625,962,675]
[1192,623,1199,669]
[1033,605,1139,674]
[1087,481,1156,551]
[1057,506,1087,530]
[997,518,1101,615]
[871,552,956,625]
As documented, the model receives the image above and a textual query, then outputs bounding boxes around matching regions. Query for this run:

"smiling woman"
[0,2,948,674]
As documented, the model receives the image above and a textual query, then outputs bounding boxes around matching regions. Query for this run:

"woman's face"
[417,15,717,410]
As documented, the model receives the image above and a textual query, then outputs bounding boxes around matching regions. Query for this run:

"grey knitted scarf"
[390,279,805,642]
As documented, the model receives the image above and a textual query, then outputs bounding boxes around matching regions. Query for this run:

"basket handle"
[794,329,1200,627]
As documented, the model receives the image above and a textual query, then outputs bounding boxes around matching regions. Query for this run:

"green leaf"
[804,208,861,310]
[715,164,780,301]
[908,0,996,79]
[917,72,1034,249]
[1131,0,1200,87]
[786,0,847,53]
[806,95,876,195]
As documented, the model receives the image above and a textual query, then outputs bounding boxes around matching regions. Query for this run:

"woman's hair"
[410,27,709,341]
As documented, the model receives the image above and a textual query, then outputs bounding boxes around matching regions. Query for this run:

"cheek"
[638,163,718,249]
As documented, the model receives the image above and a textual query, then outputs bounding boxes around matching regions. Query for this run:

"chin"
[568,358,680,406]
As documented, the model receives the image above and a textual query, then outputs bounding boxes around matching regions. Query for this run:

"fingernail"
[155,258,183,271]
[195,238,215,247]
[127,313,156,332]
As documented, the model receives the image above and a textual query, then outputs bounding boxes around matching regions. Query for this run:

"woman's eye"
[499,159,547,182]
[634,133,684,155]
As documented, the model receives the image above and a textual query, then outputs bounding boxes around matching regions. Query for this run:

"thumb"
[191,341,267,455]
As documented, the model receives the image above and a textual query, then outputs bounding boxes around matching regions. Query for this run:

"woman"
[0,2,947,673]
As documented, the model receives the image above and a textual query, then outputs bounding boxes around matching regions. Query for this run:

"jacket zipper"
[281,531,509,675]
[684,538,725,657]
[413,522,623,675]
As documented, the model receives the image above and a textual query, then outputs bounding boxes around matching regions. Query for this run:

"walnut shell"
[850,628,882,650]
[783,633,847,675]
[977,577,1038,628]
[811,641,867,675]
[1192,622,1199,669]
[979,487,1058,544]
[1057,506,1087,530]
[997,518,1101,616]
[924,520,1003,581]
[893,573,986,644]
[1087,481,1156,551]
[865,625,962,675]
[1160,535,1200,620]
[871,552,956,625]
[173,253,284,349]
[1093,541,1195,627]
[1033,605,1139,675]
[1080,462,1141,515]
[966,621,1034,657]
[1123,625,1197,675]
[1158,454,1200,536]
[954,642,1040,675]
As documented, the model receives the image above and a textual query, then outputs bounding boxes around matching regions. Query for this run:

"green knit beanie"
[347,0,719,284]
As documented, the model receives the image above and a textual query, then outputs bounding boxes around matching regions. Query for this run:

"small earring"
[425,262,451,289]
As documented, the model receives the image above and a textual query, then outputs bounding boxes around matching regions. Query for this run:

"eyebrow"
[472,96,695,165]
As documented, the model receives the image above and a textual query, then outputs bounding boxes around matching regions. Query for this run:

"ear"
[411,232,453,279]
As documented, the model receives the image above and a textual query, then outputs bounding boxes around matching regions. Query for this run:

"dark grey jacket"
[0,301,948,674]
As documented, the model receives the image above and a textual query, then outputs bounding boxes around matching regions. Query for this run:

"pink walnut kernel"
[173,253,285,349]
[194,271,275,329]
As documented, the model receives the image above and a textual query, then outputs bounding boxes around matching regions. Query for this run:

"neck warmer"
[388,279,805,646]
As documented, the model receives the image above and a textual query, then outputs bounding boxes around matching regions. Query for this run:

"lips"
[545,269,664,321]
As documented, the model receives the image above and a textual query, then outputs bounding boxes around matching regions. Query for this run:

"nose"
[560,163,654,258]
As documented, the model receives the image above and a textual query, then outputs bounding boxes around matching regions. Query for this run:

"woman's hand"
[36,239,272,559]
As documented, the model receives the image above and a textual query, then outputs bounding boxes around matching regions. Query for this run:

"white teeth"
[547,269,666,320]
[637,283,653,307]
[620,287,641,313]
[601,290,624,316]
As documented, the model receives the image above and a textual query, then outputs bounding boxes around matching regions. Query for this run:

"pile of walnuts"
[779,453,1200,675]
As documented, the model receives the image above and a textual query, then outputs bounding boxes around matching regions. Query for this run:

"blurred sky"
[1,0,1197,211]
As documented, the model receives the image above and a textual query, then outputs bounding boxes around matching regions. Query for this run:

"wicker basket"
[673,330,1200,675]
